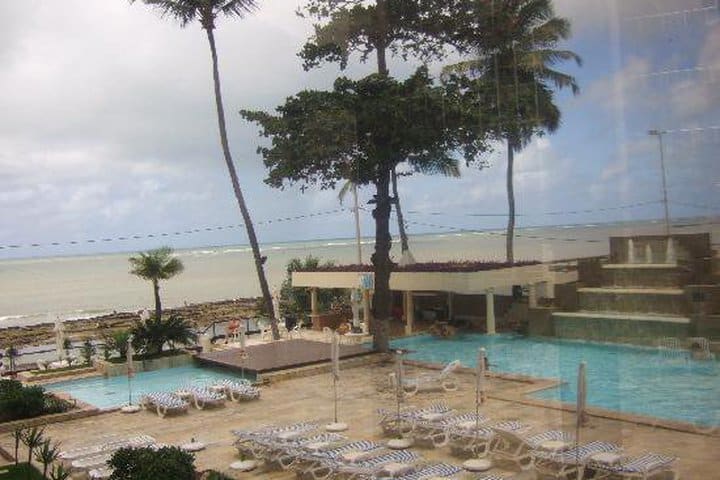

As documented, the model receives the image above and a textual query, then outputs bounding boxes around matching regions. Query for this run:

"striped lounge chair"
[586,452,678,480]
[448,420,529,459]
[378,402,454,437]
[532,440,622,479]
[139,392,189,418]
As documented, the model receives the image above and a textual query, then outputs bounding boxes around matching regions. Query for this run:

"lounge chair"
[69,435,155,471]
[489,428,576,471]
[381,462,463,480]
[259,433,347,469]
[59,434,155,463]
[395,360,462,396]
[214,378,260,401]
[586,452,678,480]
[448,420,529,459]
[532,440,622,480]
[88,467,112,479]
[181,386,226,409]
[412,412,489,448]
[330,449,422,480]
[233,421,320,459]
[139,392,189,418]
[378,402,454,437]
[292,440,385,479]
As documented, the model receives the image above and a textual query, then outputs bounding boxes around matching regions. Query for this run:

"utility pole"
[648,129,671,236]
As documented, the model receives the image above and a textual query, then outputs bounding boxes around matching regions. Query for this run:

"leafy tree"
[445,0,581,262]
[128,0,280,341]
[242,67,488,351]
[109,446,195,480]
[80,339,95,366]
[132,315,197,356]
[35,439,61,479]
[129,247,184,321]
[21,427,45,470]
[102,330,132,359]
[280,256,346,322]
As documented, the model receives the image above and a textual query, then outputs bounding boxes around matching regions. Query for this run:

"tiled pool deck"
[2,356,717,479]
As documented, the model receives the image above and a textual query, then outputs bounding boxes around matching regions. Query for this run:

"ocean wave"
[0,314,30,322]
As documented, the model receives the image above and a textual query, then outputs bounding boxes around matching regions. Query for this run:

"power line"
[406,200,663,218]
[0,209,349,251]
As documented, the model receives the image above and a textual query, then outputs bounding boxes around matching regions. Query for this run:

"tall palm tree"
[35,439,61,479]
[129,247,184,321]
[21,426,45,468]
[129,0,280,340]
[446,0,581,263]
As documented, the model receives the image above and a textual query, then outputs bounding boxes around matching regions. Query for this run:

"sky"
[0,0,718,259]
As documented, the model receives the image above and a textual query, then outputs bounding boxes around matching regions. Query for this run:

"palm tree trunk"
[153,279,162,321]
[506,139,516,264]
[391,167,409,253]
[204,28,279,341]
[372,168,392,352]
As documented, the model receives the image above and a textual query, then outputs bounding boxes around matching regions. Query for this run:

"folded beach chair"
[586,452,678,480]
[140,392,190,418]
[183,385,226,409]
[412,412,489,448]
[60,434,156,464]
[378,402,454,437]
[489,428,576,471]
[214,378,261,401]
[448,420,529,459]
[532,440,622,480]
[378,462,463,480]
[331,449,422,480]
[395,360,462,396]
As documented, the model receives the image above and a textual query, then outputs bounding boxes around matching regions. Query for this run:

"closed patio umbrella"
[326,332,347,431]
[53,315,66,361]
[121,334,140,413]
[576,361,588,464]
[463,348,492,472]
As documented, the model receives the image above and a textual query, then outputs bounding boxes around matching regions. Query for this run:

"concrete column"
[362,290,371,334]
[485,288,496,335]
[528,284,538,308]
[310,288,319,316]
[404,291,415,335]
[447,292,454,322]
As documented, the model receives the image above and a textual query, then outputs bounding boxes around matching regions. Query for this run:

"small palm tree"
[21,426,45,469]
[129,247,184,321]
[129,0,280,341]
[104,330,132,359]
[11,426,23,465]
[132,315,197,356]
[49,464,70,480]
[35,439,61,478]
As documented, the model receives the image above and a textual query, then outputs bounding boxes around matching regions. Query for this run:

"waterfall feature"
[645,244,653,264]
[628,238,636,264]
[666,237,676,264]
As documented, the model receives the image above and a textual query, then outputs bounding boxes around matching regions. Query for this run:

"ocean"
[1,218,717,329]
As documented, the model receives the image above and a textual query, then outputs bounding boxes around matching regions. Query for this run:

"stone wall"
[552,315,690,345]
[96,353,193,377]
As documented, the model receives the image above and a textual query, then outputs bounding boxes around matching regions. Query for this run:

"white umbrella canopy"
[53,315,66,361]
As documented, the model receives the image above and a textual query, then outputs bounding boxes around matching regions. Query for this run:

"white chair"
[395,360,462,396]
[586,452,678,480]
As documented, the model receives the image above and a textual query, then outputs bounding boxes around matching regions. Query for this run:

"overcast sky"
[1,0,718,259]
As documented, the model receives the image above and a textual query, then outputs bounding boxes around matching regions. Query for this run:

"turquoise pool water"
[45,364,249,409]
[391,334,720,428]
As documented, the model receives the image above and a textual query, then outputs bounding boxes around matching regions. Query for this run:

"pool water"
[45,364,250,409]
[391,333,720,428]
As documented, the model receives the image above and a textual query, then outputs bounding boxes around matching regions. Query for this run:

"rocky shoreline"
[0,299,261,349]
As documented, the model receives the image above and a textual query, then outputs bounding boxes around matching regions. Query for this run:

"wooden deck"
[195,339,371,374]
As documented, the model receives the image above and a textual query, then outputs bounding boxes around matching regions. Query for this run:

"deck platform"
[195,339,371,374]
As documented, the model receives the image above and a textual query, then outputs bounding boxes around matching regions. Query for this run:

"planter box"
[96,353,193,377]
[310,313,344,331]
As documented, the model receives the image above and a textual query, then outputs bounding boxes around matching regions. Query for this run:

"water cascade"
[628,239,636,264]
[645,244,653,264]
[666,238,676,264]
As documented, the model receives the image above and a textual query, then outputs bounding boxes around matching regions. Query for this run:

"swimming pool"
[391,333,720,428]
[44,364,249,409]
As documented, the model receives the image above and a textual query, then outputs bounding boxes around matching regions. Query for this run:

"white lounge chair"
[532,440,622,480]
[412,412,488,448]
[377,402,454,437]
[586,452,678,480]
[383,462,463,480]
[139,392,189,418]
[395,360,462,396]
[326,449,422,480]
[183,386,225,409]
[233,421,320,459]
[292,440,385,478]
[214,378,260,401]
[488,427,574,471]
[448,420,529,459]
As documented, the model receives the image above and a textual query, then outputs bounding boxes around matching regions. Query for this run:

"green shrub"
[109,446,195,480]
[200,471,233,480]
[0,380,71,422]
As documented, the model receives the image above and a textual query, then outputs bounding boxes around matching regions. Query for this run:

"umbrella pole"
[333,375,338,423]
